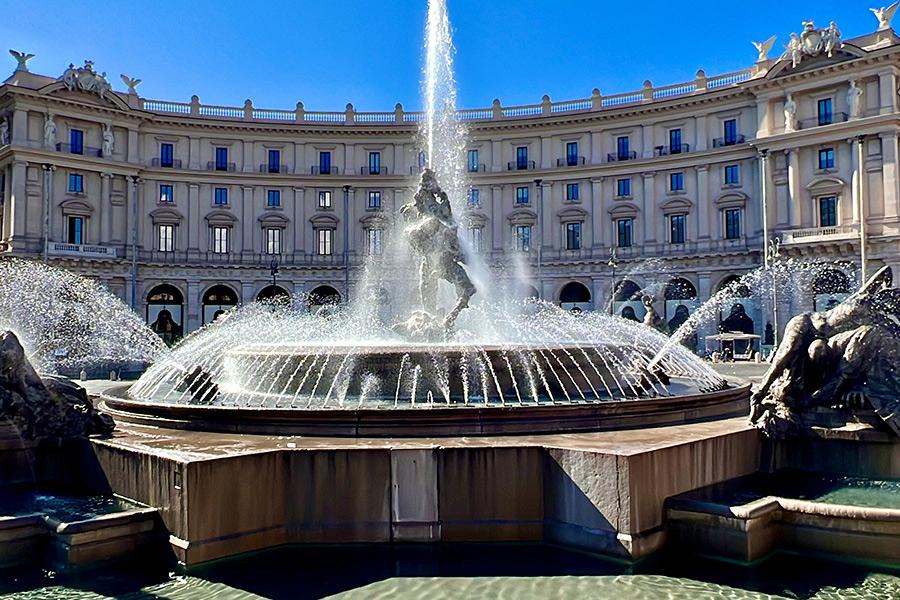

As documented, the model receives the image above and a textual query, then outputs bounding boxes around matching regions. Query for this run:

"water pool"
[0,491,141,522]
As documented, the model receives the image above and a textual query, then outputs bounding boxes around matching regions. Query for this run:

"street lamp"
[607,246,618,316]
[534,178,543,297]
[342,185,351,302]
[269,257,280,292]
[765,236,781,350]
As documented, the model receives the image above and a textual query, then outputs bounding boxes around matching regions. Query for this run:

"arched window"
[718,275,750,298]
[664,278,697,300]
[257,285,290,304]
[146,284,184,346]
[813,268,851,310]
[559,282,591,303]
[613,280,641,302]
[202,284,239,324]
[308,285,341,309]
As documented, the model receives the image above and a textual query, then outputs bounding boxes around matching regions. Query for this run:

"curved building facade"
[1,14,898,343]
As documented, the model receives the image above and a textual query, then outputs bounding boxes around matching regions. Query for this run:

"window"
[616,218,633,247]
[516,146,529,170]
[160,143,174,168]
[723,119,737,145]
[817,98,833,126]
[515,225,532,251]
[670,172,684,191]
[68,173,84,193]
[616,178,631,197]
[566,183,579,201]
[212,226,229,253]
[318,190,332,208]
[159,184,174,203]
[319,151,332,175]
[467,149,480,172]
[468,188,480,207]
[418,150,427,169]
[267,189,281,208]
[316,228,333,255]
[215,147,229,171]
[670,214,686,244]
[724,208,742,240]
[516,186,529,205]
[366,228,383,255]
[468,226,483,252]
[158,224,175,252]
[818,148,835,170]
[69,129,83,154]
[566,142,579,166]
[368,151,381,175]
[67,216,84,244]
[616,136,630,160]
[669,128,682,153]
[265,227,282,254]
[819,196,838,227]
[267,149,281,173]
[368,190,382,209]
[565,222,582,250]
[214,187,228,206]
[724,164,740,185]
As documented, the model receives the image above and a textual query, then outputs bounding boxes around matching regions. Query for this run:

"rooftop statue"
[871,2,900,31]
[783,20,843,67]
[750,266,900,438]
[8,50,34,72]
[61,60,112,101]
[120,74,142,95]
[752,35,777,62]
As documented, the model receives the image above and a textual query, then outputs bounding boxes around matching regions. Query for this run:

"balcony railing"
[55,143,102,157]
[607,151,637,162]
[654,144,690,157]
[799,113,849,129]
[712,135,746,148]
[151,157,183,168]
[139,250,348,266]
[780,224,859,245]
[360,166,389,175]
[310,165,342,175]
[467,163,486,173]
[557,156,586,167]
[259,163,290,174]
[207,161,236,172]
[47,242,118,259]
[508,160,537,171]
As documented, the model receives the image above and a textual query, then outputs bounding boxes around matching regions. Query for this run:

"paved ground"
[709,361,769,385]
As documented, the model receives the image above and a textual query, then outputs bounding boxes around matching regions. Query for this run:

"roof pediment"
[60,198,93,214]
[766,46,867,80]
[37,81,131,111]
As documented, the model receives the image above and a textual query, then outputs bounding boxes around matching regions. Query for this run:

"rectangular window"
[616,178,631,197]
[318,190,332,208]
[670,172,684,191]
[818,148,835,170]
[516,186,529,205]
[67,216,84,244]
[669,128,682,153]
[616,136,630,160]
[267,189,281,208]
[516,146,529,170]
[319,151,332,175]
[565,222,582,250]
[724,164,740,185]
[670,214,686,244]
[819,196,838,227]
[566,183,579,201]
[215,147,229,171]
[566,142,579,166]
[515,225,532,252]
[367,190,382,209]
[468,226,483,252]
[214,187,228,206]
[267,149,281,173]
[212,226,229,253]
[723,119,737,145]
[616,218,633,248]
[265,227,282,255]
[159,184,174,203]
[160,143,174,168]
[68,173,84,193]
[368,151,381,175]
[468,188,480,207]
[69,129,83,154]
[316,228,333,255]
[724,208,742,240]
[467,149,479,172]
[158,224,175,252]
[366,228,383,255]
[817,98,833,126]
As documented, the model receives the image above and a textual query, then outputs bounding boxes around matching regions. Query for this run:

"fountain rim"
[98,381,750,438]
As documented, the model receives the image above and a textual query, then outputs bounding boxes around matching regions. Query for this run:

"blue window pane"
[566,183,579,200]
[819,196,837,227]
[617,136,630,160]
[319,151,331,174]
[214,188,228,205]
[267,190,281,207]
[724,119,737,144]
[617,178,631,197]
[70,129,83,154]
[516,187,529,204]
[566,142,579,166]
[268,150,280,173]
[160,143,174,167]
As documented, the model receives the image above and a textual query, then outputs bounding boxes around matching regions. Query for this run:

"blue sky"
[2,1,875,112]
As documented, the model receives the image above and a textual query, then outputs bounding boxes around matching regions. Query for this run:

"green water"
[0,544,897,599]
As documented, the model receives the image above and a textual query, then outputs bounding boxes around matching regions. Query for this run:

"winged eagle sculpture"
[871,2,900,31]
[120,74,142,95]
[9,50,34,72]
[751,35,777,61]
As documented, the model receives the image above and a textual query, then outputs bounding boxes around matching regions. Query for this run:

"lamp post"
[342,184,351,302]
[534,178,543,297]
[269,257,279,292]
[607,246,618,316]
[765,236,781,350]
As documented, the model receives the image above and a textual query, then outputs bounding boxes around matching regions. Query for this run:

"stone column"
[294,142,305,175]
[10,110,27,146]
[590,131,603,165]
[540,136,552,169]
[696,166,709,242]
[786,148,801,227]
[188,183,200,258]
[241,281,255,305]
[241,186,254,257]
[881,132,900,225]
[755,97,771,138]
[696,271,715,349]
[695,114,708,152]
[879,70,899,115]
[100,172,112,244]
[242,140,254,173]
[853,136,869,281]
[491,140,503,172]
[641,124,654,159]
[641,172,656,243]
[186,279,201,333]
[590,177,604,248]
[491,185,504,252]
[189,138,200,170]
[41,164,54,259]
[127,128,140,164]
[540,182,553,251]
[292,187,305,255]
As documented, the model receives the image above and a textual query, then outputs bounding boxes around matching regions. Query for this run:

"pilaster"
[100,172,112,244]
[292,187,305,255]
[787,149,801,227]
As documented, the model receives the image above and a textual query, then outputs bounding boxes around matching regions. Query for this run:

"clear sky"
[1,0,876,112]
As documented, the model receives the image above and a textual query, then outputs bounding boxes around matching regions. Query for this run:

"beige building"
[1,14,898,343]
